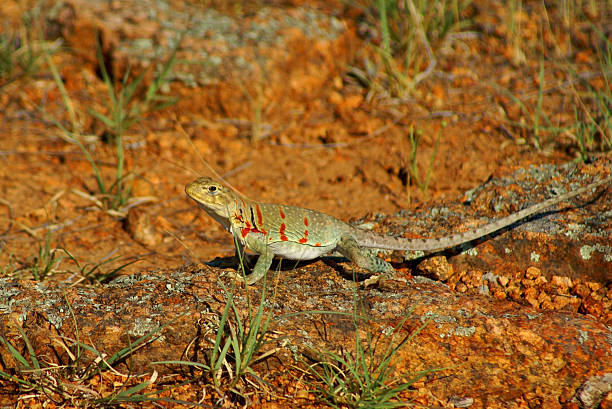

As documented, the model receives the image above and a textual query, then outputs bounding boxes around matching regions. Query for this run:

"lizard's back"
[251,202,347,260]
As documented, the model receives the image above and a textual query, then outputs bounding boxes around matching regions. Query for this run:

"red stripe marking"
[314,242,321,247]
[241,226,268,237]
[240,218,267,238]
[279,207,285,219]
[299,228,309,244]
[303,216,309,226]
[279,223,288,241]
[255,204,263,226]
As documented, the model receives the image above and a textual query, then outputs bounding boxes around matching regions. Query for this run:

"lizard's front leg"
[225,236,275,285]
[337,234,397,285]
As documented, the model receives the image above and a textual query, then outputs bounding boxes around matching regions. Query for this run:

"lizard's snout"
[185,179,205,202]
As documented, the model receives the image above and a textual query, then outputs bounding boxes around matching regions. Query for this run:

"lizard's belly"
[268,241,335,260]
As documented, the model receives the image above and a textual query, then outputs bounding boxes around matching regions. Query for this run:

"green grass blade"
[152,360,210,370]
[0,336,30,369]
[44,47,78,131]
[16,326,39,370]
[0,369,36,387]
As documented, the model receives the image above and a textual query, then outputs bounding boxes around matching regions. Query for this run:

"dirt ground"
[0,0,611,407]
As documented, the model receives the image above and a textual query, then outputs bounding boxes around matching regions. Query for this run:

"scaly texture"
[185,175,611,284]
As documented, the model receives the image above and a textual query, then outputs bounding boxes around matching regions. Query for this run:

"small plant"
[88,41,179,141]
[0,304,181,406]
[405,125,440,195]
[43,37,178,213]
[0,6,53,87]
[308,302,433,408]
[15,229,65,281]
[303,289,435,409]
[240,77,271,142]
[155,248,276,399]
[61,247,140,283]
[349,0,473,98]
[507,0,525,65]
[568,27,612,161]
[492,61,565,151]
[210,278,274,392]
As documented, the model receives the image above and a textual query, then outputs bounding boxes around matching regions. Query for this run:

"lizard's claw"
[222,270,248,284]
[362,273,407,289]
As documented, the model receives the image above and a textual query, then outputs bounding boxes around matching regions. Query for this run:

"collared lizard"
[185,175,611,285]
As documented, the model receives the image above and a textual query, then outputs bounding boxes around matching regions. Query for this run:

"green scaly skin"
[185,175,611,285]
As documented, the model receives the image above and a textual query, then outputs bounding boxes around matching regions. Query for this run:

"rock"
[379,163,612,324]
[575,374,612,409]
[417,255,454,281]
[1,265,611,408]
[124,206,163,246]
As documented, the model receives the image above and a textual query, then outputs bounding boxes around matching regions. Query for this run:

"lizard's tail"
[356,175,611,252]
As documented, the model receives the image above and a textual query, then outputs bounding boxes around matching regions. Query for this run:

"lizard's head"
[185,177,237,218]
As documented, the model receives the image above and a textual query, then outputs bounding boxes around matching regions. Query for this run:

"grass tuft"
[348,0,473,98]
[43,36,179,213]
[303,290,438,408]
[0,303,182,406]
[153,247,276,402]
[14,229,65,281]
[0,5,56,87]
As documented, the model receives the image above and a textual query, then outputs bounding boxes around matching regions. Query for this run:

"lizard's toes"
[221,271,248,285]
[362,274,407,290]
[362,274,382,288]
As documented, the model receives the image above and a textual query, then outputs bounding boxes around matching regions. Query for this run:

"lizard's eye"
[208,186,218,194]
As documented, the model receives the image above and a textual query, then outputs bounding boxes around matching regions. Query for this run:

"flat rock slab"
[381,162,611,283]
[1,265,611,408]
[367,162,611,325]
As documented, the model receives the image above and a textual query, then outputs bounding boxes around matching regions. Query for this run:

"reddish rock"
[1,264,611,408]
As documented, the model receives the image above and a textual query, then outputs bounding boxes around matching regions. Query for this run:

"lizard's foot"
[221,270,249,285]
[362,273,407,289]
[221,269,267,286]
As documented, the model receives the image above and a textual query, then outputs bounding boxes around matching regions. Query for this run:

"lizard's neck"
[200,204,232,232]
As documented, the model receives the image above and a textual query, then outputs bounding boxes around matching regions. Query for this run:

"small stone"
[493,290,507,300]
[586,281,602,292]
[540,299,554,310]
[506,285,523,300]
[295,389,309,399]
[522,278,536,288]
[538,292,551,305]
[526,266,541,279]
[125,206,163,246]
[417,255,455,281]
[551,275,573,291]
[574,283,590,298]
[552,295,573,310]
[525,287,540,308]
[575,373,612,409]
[449,396,474,407]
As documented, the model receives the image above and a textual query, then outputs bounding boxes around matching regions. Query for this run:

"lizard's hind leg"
[336,235,396,277]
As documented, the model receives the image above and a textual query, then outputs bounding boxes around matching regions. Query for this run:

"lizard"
[185,174,611,285]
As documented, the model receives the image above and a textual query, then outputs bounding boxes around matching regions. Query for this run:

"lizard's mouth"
[185,182,205,204]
